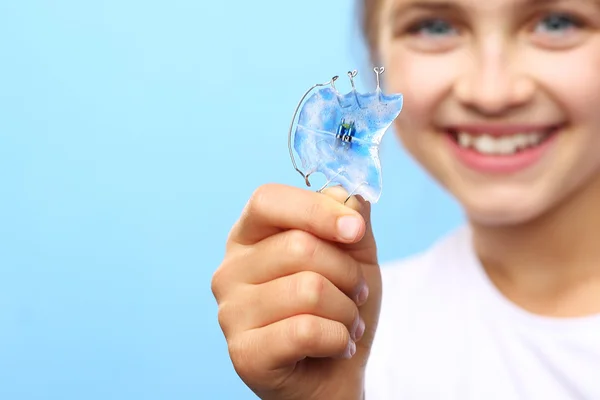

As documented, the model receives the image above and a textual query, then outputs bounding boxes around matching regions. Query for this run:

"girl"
[212,0,600,398]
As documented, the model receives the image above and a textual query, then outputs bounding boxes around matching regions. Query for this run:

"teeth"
[456,131,547,155]
[458,132,472,147]
[474,135,496,154]
[515,134,529,148]
[497,137,515,154]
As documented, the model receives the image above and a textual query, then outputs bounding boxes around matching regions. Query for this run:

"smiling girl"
[212,0,600,398]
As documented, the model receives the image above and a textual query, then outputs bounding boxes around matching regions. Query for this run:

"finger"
[230,315,355,377]
[231,271,364,341]
[227,229,367,303]
[321,185,377,264]
[228,183,366,247]
[321,186,382,359]
[321,185,365,211]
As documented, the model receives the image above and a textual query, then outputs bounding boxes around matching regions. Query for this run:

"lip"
[443,125,562,174]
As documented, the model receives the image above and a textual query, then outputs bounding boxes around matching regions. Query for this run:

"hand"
[211,184,382,400]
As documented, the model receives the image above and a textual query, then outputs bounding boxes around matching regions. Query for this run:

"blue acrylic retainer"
[288,68,404,204]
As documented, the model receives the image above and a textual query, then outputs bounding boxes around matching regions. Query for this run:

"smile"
[449,130,554,155]
[455,132,550,155]
[443,124,564,174]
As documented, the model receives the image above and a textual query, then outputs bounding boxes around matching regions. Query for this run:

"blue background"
[0,0,463,398]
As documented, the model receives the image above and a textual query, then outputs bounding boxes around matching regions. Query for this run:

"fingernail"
[354,318,365,342]
[356,284,369,306]
[344,339,357,359]
[337,215,361,241]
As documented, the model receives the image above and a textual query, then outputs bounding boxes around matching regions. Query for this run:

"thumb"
[320,186,378,265]
[320,186,382,366]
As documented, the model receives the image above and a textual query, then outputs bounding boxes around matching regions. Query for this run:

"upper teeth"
[457,132,546,155]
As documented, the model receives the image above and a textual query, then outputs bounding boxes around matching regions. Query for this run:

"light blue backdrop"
[0,0,464,398]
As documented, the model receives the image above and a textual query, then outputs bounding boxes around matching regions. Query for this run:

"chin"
[466,207,541,227]
[457,190,553,227]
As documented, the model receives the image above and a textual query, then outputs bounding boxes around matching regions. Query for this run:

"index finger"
[228,184,366,246]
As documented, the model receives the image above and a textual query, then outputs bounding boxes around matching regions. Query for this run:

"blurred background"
[0,0,464,398]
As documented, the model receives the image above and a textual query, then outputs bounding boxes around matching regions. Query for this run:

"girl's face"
[377,0,600,226]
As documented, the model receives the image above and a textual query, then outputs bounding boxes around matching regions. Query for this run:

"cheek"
[382,46,463,130]
[381,46,462,162]
[528,42,600,122]
[528,44,600,175]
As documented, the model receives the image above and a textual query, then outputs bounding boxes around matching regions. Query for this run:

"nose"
[453,44,535,116]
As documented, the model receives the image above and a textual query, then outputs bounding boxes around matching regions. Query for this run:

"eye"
[533,12,582,35]
[394,16,464,52]
[408,18,458,37]
[527,11,589,49]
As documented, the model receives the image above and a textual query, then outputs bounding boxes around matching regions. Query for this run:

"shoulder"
[364,225,475,396]
[373,225,473,329]
[378,224,472,298]
[375,224,475,323]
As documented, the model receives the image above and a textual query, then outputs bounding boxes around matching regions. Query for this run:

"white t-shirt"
[365,225,600,400]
